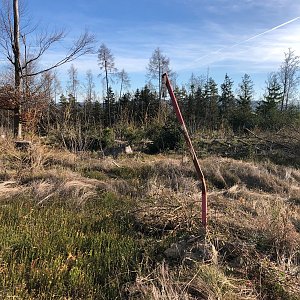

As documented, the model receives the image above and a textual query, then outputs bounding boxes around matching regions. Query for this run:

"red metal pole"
[162,73,208,229]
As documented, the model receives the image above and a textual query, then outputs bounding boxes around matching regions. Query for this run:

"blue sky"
[2,0,300,98]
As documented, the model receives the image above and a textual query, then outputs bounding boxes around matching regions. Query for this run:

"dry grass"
[130,262,194,300]
[31,176,100,205]
[0,138,107,204]
[0,139,299,299]
[0,180,26,199]
[127,261,257,300]
[116,155,300,299]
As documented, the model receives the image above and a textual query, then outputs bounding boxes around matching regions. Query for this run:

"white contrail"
[233,16,300,46]
[195,16,300,62]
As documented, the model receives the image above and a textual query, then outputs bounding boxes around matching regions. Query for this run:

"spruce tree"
[174,86,188,114]
[203,78,219,129]
[140,85,158,125]
[257,74,283,129]
[93,100,103,127]
[220,74,236,125]
[132,89,141,125]
[103,87,116,127]
[194,86,206,128]
[118,92,132,124]
[233,74,255,131]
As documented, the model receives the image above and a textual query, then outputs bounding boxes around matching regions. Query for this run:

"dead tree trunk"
[13,0,22,138]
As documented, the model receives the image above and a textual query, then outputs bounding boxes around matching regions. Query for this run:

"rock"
[164,237,218,264]
[125,145,133,154]
[164,240,187,259]
[104,144,133,158]
[184,242,218,265]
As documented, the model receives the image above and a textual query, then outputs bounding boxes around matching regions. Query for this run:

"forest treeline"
[1,51,300,153]
[0,0,299,153]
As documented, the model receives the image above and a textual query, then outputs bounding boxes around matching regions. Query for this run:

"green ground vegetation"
[0,137,299,299]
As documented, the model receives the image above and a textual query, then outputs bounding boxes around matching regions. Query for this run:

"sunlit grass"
[0,193,141,299]
[0,137,299,299]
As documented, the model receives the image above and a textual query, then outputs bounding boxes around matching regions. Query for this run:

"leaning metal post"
[162,73,208,229]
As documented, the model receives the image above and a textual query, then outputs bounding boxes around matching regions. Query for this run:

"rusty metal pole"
[162,73,208,229]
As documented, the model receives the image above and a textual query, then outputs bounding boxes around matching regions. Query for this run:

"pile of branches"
[197,127,300,167]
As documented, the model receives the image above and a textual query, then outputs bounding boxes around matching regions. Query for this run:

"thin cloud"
[195,16,300,63]
[232,16,300,46]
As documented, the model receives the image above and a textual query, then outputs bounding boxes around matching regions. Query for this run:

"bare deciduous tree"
[147,47,171,100]
[83,70,95,127]
[97,43,117,126]
[116,68,130,99]
[84,70,95,103]
[279,48,300,111]
[67,64,80,100]
[0,0,95,137]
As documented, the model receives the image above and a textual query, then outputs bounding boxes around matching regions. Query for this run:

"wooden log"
[14,140,32,150]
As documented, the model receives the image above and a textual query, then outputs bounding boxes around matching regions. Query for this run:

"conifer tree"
[140,85,158,125]
[257,73,283,129]
[118,92,132,124]
[193,86,204,129]
[58,94,69,126]
[132,89,141,125]
[103,87,116,127]
[237,74,253,111]
[220,74,235,124]
[174,86,187,111]
[233,74,255,131]
[203,78,219,129]
[93,100,103,127]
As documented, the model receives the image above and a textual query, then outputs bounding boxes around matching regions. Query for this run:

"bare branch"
[21,29,66,70]
[25,30,96,77]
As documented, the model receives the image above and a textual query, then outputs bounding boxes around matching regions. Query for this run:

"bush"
[147,117,184,153]
[101,127,115,149]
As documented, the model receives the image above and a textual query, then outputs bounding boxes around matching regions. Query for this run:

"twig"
[112,160,121,168]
